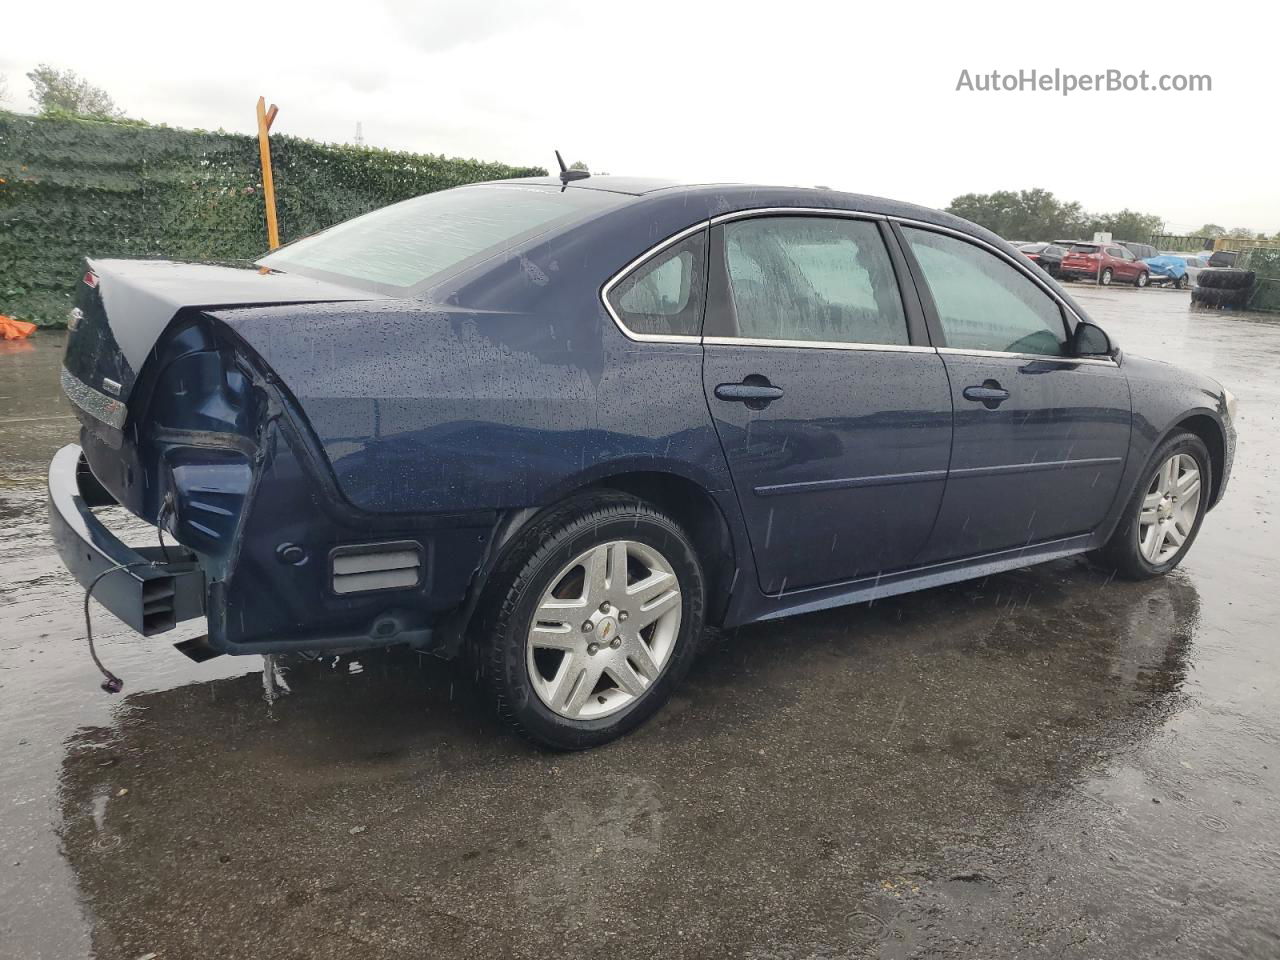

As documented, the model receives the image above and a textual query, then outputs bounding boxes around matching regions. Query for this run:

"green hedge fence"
[0,110,545,326]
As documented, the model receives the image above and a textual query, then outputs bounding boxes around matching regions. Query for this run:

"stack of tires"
[1193,268,1256,309]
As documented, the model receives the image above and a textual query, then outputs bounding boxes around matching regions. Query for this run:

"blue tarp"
[1143,255,1188,279]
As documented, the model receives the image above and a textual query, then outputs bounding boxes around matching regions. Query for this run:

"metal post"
[256,96,280,250]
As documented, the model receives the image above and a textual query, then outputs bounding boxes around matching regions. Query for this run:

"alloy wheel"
[526,540,682,720]
[1138,453,1202,564]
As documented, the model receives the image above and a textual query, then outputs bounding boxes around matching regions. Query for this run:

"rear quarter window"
[606,231,708,338]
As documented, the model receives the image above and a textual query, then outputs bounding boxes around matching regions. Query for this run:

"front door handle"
[962,380,1010,409]
[715,378,784,409]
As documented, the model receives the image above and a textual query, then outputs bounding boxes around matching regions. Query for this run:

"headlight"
[1223,387,1238,420]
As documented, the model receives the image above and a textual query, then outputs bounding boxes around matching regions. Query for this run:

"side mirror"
[1073,320,1115,358]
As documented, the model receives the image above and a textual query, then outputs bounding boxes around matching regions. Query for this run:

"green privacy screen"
[0,111,545,326]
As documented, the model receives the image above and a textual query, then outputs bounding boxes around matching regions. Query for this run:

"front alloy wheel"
[1137,453,1201,564]
[1097,431,1211,580]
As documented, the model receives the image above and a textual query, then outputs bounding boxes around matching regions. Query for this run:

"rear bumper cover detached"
[47,443,205,636]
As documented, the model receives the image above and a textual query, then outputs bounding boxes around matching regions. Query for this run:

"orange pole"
[256,96,280,250]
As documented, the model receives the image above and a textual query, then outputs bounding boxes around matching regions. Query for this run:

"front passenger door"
[898,226,1132,563]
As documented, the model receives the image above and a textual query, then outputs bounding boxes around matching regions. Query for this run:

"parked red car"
[1060,242,1150,287]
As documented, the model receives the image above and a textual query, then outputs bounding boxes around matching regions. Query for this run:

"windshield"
[258,183,627,295]
[1069,244,1099,253]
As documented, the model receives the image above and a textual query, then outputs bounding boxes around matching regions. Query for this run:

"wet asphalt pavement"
[2,285,1278,959]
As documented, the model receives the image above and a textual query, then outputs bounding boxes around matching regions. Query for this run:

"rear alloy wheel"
[1177,274,1189,290]
[1097,431,1211,580]
[1135,271,1149,288]
[1100,267,1113,286]
[527,540,682,721]
[480,494,705,749]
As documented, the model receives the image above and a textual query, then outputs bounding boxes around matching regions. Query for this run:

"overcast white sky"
[3,0,1276,233]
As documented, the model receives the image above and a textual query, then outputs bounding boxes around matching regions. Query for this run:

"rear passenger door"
[897,225,1132,563]
[701,214,953,595]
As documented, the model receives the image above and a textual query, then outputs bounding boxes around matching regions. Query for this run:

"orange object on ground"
[0,315,37,340]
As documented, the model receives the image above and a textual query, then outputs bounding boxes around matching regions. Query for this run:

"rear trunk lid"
[62,257,384,441]
[1062,245,1102,269]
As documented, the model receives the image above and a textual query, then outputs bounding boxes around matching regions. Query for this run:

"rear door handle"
[715,379,784,409]
[962,381,1010,409]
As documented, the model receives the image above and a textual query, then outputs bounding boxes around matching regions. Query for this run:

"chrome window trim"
[936,346,1118,367]
[704,336,934,354]
[600,220,711,344]
[600,206,1115,365]
[708,207,888,225]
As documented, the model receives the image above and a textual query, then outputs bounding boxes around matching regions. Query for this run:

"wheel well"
[1173,414,1225,506]
[593,472,738,627]
[453,471,739,660]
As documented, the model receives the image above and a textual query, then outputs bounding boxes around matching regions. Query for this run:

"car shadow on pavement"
[56,559,1199,960]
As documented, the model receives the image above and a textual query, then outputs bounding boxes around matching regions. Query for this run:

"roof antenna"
[555,149,590,191]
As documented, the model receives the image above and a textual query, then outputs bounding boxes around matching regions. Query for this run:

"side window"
[901,226,1069,357]
[607,230,707,337]
[715,216,908,345]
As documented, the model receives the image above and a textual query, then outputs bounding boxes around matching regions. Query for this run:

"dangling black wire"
[83,560,158,693]
[157,501,172,562]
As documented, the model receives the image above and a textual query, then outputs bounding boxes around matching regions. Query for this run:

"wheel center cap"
[596,616,618,642]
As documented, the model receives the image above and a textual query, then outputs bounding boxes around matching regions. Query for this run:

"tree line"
[946,188,1279,244]
[1,66,1274,242]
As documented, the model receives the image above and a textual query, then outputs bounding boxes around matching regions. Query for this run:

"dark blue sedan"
[50,175,1236,748]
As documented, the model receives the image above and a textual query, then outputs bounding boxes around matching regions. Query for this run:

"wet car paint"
[57,182,1232,660]
[2,285,1277,958]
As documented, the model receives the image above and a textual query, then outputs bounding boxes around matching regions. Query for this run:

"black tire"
[1176,274,1189,290]
[1099,267,1113,286]
[1197,268,1256,290]
[1097,431,1211,580]
[1135,271,1149,288]
[476,492,706,750]
[1193,286,1251,308]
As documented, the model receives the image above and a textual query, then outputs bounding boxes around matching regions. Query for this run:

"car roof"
[500,175,994,236]
[437,176,1096,328]
[508,175,693,196]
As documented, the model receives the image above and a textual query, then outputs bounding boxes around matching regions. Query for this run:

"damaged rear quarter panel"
[218,299,598,513]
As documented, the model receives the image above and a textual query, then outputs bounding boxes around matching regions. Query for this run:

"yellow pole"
[256,96,280,250]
